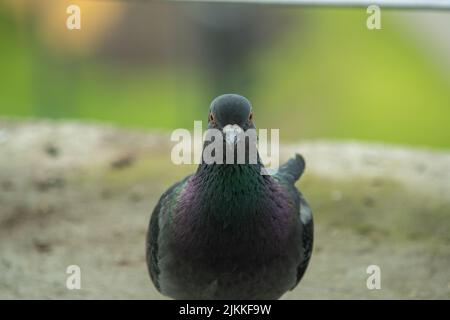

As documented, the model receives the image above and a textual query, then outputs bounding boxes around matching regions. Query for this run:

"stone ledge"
[0,119,448,299]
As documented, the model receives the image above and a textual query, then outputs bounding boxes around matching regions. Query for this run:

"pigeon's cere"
[146,94,313,300]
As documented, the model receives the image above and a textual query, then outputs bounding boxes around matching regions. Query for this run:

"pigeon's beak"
[223,124,243,146]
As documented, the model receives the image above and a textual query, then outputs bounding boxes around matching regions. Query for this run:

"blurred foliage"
[0,3,449,148]
[249,9,450,148]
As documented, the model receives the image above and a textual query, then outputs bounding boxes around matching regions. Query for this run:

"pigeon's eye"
[209,113,215,123]
[248,113,253,121]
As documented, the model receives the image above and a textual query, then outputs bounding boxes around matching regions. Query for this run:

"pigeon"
[146,94,313,300]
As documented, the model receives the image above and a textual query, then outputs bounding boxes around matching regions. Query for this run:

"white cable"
[168,0,450,10]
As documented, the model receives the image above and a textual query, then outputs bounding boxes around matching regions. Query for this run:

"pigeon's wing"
[146,175,191,292]
[293,194,314,289]
[147,198,163,291]
[275,154,313,289]
[276,154,305,184]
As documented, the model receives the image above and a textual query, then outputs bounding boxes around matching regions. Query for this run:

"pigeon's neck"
[197,160,265,176]
[193,162,270,216]
[175,162,294,242]
[196,162,267,191]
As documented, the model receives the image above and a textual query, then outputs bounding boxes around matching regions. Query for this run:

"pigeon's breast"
[171,177,296,254]
[156,178,302,299]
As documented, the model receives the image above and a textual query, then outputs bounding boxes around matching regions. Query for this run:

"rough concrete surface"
[0,119,449,299]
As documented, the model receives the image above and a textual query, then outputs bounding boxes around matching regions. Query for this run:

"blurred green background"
[1,0,449,148]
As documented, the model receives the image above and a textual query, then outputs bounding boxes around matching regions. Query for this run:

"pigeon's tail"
[277,154,306,184]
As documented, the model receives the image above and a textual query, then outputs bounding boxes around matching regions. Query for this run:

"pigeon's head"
[209,94,253,130]
[208,94,255,145]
